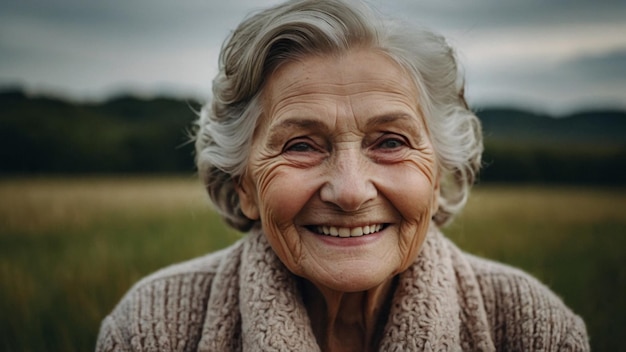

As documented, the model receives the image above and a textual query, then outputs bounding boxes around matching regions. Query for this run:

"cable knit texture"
[96,227,589,351]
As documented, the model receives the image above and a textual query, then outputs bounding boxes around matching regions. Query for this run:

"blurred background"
[1,0,625,350]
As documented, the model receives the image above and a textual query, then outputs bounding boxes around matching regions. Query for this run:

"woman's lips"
[309,224,386,238]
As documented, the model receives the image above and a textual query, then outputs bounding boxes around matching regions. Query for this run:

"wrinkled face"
[237,49,439,292]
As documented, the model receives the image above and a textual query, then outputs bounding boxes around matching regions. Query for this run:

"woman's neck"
[299,277,396,352]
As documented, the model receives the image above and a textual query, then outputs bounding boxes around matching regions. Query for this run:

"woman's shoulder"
[463,252,589,351]
[464,252,568,311]
[96,239,245,352]
[121,241,239,305]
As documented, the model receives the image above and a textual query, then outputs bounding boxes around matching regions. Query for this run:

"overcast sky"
[1,0,625,114]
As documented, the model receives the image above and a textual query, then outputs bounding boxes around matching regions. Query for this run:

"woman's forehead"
[261,49,421,122]
[265,50,417,98]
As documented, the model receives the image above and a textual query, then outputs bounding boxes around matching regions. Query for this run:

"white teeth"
[314,224,385,237]
[350,227,363,237]
[338,227,351,237]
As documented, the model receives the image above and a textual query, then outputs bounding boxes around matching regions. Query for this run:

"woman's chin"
[290,226,403,292]
[301,261,397,293]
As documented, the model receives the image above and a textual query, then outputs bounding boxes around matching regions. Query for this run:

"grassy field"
[1,176,624,351]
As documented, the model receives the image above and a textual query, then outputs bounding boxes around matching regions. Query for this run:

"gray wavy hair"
[195,0,482,232]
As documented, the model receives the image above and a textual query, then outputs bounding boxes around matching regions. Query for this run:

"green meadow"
[1,177,624,351]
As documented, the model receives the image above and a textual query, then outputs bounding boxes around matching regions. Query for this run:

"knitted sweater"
[96,227,589,351]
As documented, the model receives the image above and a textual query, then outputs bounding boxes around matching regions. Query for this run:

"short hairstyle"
[195,0,482,231]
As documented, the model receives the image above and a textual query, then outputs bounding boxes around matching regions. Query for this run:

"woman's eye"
[285,141,316,153]
[377,137,406,149]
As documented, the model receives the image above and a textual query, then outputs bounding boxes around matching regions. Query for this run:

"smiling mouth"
[307,224,388,238]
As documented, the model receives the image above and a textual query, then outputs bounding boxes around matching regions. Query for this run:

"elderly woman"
[97,0,588,351]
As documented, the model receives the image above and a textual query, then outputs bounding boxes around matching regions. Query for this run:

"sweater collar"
[200,226,495,351]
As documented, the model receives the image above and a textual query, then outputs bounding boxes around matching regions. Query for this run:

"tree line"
[1,90,625,185]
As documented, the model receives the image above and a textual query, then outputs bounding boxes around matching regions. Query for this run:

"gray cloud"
[0,0,624,112]
[561,49,626,83]
[464,48,626,113]
[373,0,626,30]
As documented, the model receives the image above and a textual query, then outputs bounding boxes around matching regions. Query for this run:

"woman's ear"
[235,176,260,220]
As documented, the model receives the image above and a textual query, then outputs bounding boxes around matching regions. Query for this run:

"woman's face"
[237,49,439,292]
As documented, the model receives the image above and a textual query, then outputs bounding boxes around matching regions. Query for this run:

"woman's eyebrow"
[265,114,422,147]
[365,113,421,136]
[266,117,329,148]
[270,117,328,132]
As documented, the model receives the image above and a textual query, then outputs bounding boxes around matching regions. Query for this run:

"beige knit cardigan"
[96,227,589,351]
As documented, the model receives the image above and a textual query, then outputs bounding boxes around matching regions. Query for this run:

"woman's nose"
[319,148,377,212]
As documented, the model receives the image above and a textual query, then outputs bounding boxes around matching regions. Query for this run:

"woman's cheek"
[375,155,437,270]
[261,208,302,267]
[256,167,300,219]
[397,217,430,271]
[253,161,319,266]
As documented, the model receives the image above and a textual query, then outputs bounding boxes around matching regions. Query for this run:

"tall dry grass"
[0,176,210,235]
[0,176,238,351]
